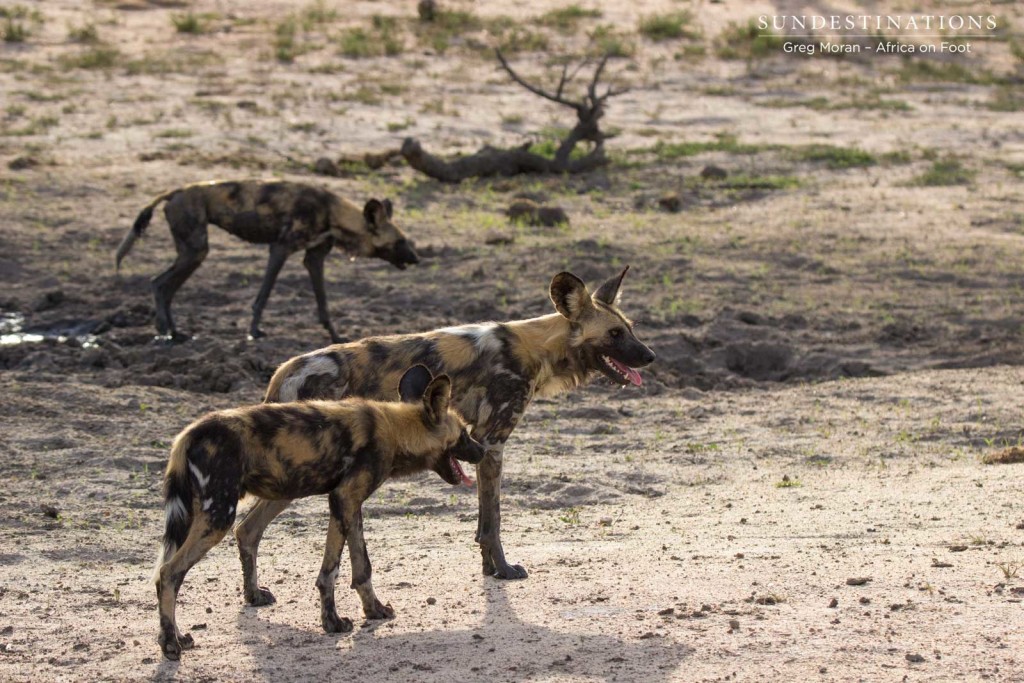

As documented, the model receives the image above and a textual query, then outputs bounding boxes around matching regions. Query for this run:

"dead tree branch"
[400,50,628,183]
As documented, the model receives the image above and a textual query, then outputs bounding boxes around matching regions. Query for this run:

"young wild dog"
[115,180,420,343]
[230,266,654,598]
[154,365,483,661]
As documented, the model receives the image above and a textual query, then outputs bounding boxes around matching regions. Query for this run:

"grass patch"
[912,158,975,186]
[67,22,100,44]
[895,58,991,85]
[716,20,784,60]
[172,11,209,34]
[650,134,768,159]
[775,475,802,488]
[59,46,122,70]
[1,5,43,43]
[414,9,482,53]
[155,128,193,139]
[638,11,700,41]
[988,86,1024,112]
[500,26,549,53]
[539,5,601,31]
[339,16,403,58]
[589,24,635,57]
[719,174,799,190]
[791,144,876,169]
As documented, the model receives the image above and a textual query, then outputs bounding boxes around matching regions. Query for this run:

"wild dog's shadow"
[235,581,690,681]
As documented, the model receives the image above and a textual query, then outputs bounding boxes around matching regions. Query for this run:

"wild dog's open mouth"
[603,355,642,387]
[449,455,474,486]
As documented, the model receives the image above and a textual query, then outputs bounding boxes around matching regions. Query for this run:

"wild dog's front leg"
[235,497,292,606]
[316,492,353,634]
[476,445,528,580]
[345,507,394,620]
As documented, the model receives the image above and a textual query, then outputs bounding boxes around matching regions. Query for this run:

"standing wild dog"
[115,180,420,342]
[232,266,654,598]
[154,365,484,661]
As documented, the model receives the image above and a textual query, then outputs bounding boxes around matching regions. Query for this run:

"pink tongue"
[610,358,642,386]
[450,456,475,486]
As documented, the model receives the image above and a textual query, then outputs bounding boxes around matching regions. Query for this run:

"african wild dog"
[115,180,419,343]
[154,365,483,661]
[231,266,654,596]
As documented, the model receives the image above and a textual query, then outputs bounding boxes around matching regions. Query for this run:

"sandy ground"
[1,0,1023,680]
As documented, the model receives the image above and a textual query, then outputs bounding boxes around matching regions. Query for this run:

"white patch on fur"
[165,497,187,526]
[279,354,341,402]
[188,461,210,490]
[438,323,501,353]
[228,505,235,516]
[202,498,213,511]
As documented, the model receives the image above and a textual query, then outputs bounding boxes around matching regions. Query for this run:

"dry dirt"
[1,0,1023,681]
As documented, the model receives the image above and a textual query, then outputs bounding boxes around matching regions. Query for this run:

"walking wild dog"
[232,266,654,595]
[116,180,419,343]
[154,365,484,660]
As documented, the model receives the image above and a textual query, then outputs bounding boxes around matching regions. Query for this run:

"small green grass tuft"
[638,11,700,41]
[59,46,121,70]
[716,20,784,60]
[775,475,802,488]
[791,144,876,169]
[589,24,635,57]
[650,134,768,159]
[1,5,43,43]
[912,158,975,186]
[171,12,207,34]
[895,59,990,85]
[67,22,100,44]
[539,5,601,31]
[340,16,403,58]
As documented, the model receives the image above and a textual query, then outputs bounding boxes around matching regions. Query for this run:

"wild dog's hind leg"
[344,506,393,620]
[302,240,344,343]
[316,491,353,633]
[249,243,291,340]
[153,200,209,342]
[235,497,292,606]
[476,445,528,580]
[156,517,231,660]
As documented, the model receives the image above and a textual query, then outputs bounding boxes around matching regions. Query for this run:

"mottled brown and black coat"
[154,365,483,661]
[234,268,654,585]
[115,180,419,342]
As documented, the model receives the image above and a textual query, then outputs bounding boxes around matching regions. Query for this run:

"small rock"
[417,0,436,21]
[0,626,13,636]
[190,623,207,630]
[484,233,515,246]
[312,157,340,177]
[728,619,740,631]
[205,607,213,614]
[828,598,838,608]
[657,193,682,213]
[657,607,674,616]
[40,504,59,519]
[846,577,871,586]
[931,559,953,568]
[599,517,613,527]
[32,290,65,312]
[905,653,925,663]
[8,156,40,171]
[700,164,728,180]
[948,545,968,552]
[858,597,871,605]
[426,597,436,605]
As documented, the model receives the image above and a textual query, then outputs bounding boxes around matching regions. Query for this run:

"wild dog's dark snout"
[453,431,485,464]
[394,239,419,265]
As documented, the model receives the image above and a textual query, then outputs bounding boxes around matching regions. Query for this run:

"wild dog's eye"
[610,328,623,338]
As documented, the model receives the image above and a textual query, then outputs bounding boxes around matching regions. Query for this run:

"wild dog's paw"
[159,632,181,661]
[492,563,529,580]
[177,633,195,650]
[322,612,354,634]
[248,327,266,341]
[364,600,395,620]
[246,587,277,606]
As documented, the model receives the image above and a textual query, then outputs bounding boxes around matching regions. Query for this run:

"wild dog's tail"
[155,431,194,577]
[115,189,178,271]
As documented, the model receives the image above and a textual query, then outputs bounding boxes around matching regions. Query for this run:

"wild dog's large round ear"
[549,272,592,321]
[398,364,433,403]
[363,199,384,232]
[383,198,393,219]
[593,265,630,306]
[423,375,452,425]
